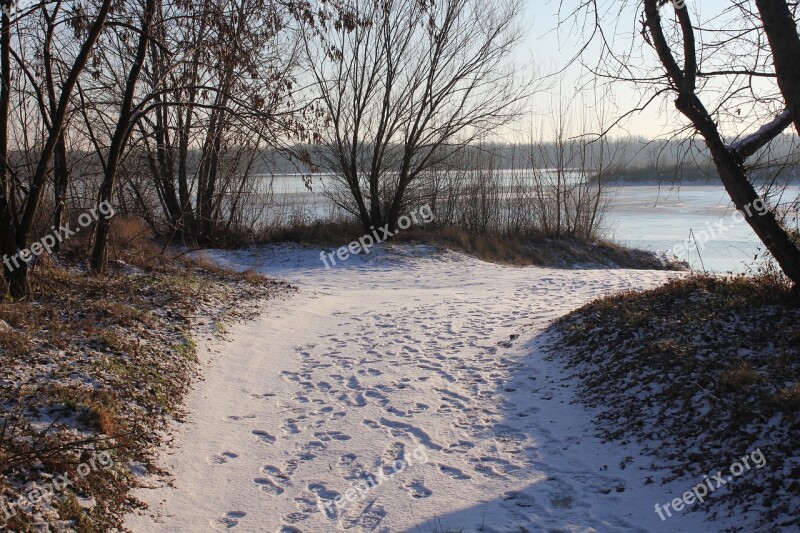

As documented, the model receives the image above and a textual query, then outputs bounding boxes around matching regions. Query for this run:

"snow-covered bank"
[125,244,734,532]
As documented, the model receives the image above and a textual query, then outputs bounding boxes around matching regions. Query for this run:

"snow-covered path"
[126,245,718,533]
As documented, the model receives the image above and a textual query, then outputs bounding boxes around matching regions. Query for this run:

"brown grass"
[775,382,800,411]
[264,219,365,246]
[0,328,32,358]
[179,251,235,277]
[718,363,766,393]
[107,216,162,267]
[261,220,678,269]
[57,215,163,270]
[395,227,541,265]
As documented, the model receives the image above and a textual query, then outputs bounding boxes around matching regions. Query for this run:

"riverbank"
[264,224,686,271]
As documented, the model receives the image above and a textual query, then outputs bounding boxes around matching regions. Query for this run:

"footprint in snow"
[405,480,432,499]
[293,493,318,513]
[438,464,472,480]
[503,490,537,509]
[307,482,341,501]
[254,477,284,495]
[280,371,301,383]
[281,419,301,434]
[293,394,310,404]
[362,419,380,429]
[213,511,246,529]
[340,453,358,465]
[382,442,405,464]
[252,430,276,444]
[448,440,476,452]
[208,452,238,465]
[340,500,386,530]
[307,483,341,516]
[262,464,290,483]
[302,440,327,452]
[252,392,276,400]
[281,512,308,524]
[313,430,351,442]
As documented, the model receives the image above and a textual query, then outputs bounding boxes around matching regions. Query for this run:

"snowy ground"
[124,244,734,533]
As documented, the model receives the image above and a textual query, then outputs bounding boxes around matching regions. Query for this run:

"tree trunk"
[755,0,800,136]
[18,0,113,249]
[51,134,69,250]
[642,0,800,285]
[0,5,22,297]
[91,0,155,274]
[678,94,800,284]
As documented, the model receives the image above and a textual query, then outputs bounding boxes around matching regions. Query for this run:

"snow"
[124,243,735,532]
[726,109,792,154]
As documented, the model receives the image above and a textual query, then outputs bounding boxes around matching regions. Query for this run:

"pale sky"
[510,0,750,141]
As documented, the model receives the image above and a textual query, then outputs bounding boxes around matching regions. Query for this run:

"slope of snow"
[125,244,734,532]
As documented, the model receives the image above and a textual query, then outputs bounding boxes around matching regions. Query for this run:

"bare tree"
[303,0,527,234]
[754,0,800,137]
[90,0,157,274]
[130,0,303,244]
[0,0,113,297]
[573,0,800,285]
[528,94,622,241]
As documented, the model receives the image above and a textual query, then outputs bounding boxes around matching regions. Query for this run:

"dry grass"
[718,364,766,393]
[56,215,163,270]
[0,328,32,358]
[260,220,683,270]
[775,383,800,411]
[107,216,166,268]
[396,227,682,269]
[396,227,539,265]
[263,219,365,246]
